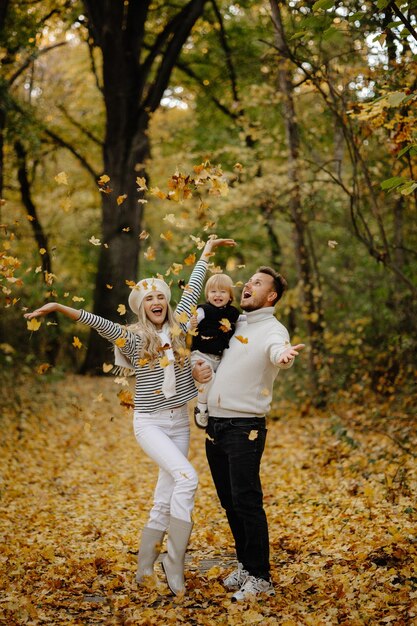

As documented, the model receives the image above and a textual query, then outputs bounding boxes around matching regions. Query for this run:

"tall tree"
[81,0,209,371]
[270,0,325,395]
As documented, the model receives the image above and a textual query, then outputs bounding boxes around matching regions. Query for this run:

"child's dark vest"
[191,302,240,356]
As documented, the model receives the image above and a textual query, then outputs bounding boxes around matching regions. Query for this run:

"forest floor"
[1,374,416,625]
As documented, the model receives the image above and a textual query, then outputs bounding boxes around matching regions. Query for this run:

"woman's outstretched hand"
[201,236,236,260]
[24,303,81,321]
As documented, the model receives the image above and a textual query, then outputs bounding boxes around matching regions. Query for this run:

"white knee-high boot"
[136,526,166,584]
[161,516,193,595]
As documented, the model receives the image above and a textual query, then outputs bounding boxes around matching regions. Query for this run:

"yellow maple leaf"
[102,363,113,373]
[136,176,147,190]
[163,213,176,223]
[176,311,189,324]
[115,337,127,348]
[39,248,46,255]
[54,171,68,185]
[248,430,258,441]
[117,194,127,205]
[144,246,156,261]
[89,236,101,246]
[219,318,232,332]
[72,336,82,349]
[27,318,41,332]
[117,388,134,408]
[150,186,167,200]
[159,355,170,368]
[139,230,149,240]
[137,358,149,367]
[36,363,51,375]
[117,304,126,315]
[184,253,196,265]
[160,230,173,241]
[98,174,110,185]
[235,335,248,344]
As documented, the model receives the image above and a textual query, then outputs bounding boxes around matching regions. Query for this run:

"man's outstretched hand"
[278,344,305,364]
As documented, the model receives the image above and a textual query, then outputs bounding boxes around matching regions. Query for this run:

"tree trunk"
[14,139,60,365]
[270,0,326,397]
[81,0,208,372]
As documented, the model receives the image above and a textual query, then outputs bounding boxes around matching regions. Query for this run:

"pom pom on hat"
[128,278,171,315]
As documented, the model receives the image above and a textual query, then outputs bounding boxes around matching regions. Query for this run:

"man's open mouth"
[242,290,252,299]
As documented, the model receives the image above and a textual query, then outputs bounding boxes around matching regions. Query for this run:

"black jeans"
[205,416,269,580]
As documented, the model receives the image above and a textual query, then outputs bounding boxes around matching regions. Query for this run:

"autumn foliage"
[1,373,416,625]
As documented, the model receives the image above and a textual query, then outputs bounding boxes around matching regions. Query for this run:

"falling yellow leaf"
[117,388,134,408]
[144,246,156,261]
[219,318,232,332]
[139,230,149,240]
[234,162,244,171]
[26,215,35,221]
[106,284,113,289]
[72,336,82,349]
[98,174,110,185]
[122,226,130,232]
[163,213,176,224]
[160,230,173,241]
[36,363,51,375]
[89,236,101,246]
[328,240,339,248]
[117,304,126,315]
[115,337,127,348]
[117,194,127,206]
[184,253,196,265]
[72,296,85,302]
[102,363,113,373]
[159,355,170,368]
[150,186,167,200]
[171,325,183,337]
[54,171,68,185]
[235,335,248,344]
[39,248,46,255]
[136,176,147,190]
[137,358,149,367]
[27,318,41,332]
[176,311,189,324]
[248,430,258,441]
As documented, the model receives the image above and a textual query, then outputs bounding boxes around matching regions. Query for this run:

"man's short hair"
[256,266,287,305]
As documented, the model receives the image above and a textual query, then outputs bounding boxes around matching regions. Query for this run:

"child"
[24,237,236,596]
[190,273,241,428]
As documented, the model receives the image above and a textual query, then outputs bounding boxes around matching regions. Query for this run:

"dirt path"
[1,375,416,625]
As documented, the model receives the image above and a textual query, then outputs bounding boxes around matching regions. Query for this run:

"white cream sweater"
[207,307,293,418]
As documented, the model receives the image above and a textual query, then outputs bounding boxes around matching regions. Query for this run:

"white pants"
[190,350,221,404]
[133,405,198,530]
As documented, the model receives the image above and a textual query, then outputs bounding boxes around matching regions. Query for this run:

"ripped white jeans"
[133,405,198,530]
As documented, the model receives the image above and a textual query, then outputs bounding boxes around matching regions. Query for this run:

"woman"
[24,236,236,595]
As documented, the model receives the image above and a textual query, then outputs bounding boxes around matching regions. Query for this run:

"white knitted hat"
[128,278,171,315]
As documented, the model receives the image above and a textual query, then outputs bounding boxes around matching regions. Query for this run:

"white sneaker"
[194,406,208,429]
[223,562,249,589]
[232,575,275,602]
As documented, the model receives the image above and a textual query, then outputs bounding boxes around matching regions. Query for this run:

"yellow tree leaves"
[1,375,415,624]
[27,318,41,331]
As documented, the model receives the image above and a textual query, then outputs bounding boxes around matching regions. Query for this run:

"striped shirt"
[78,259,208,413]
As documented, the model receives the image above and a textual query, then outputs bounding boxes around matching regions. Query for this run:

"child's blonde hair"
[204,273,234,303]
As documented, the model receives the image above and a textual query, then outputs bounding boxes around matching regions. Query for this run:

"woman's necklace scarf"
[113,323,176,399]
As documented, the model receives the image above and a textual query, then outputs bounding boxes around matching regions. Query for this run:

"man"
[193,266,304,602]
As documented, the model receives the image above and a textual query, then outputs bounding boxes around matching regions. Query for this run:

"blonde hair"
[128,302,188,365]
[204,273,234,303]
